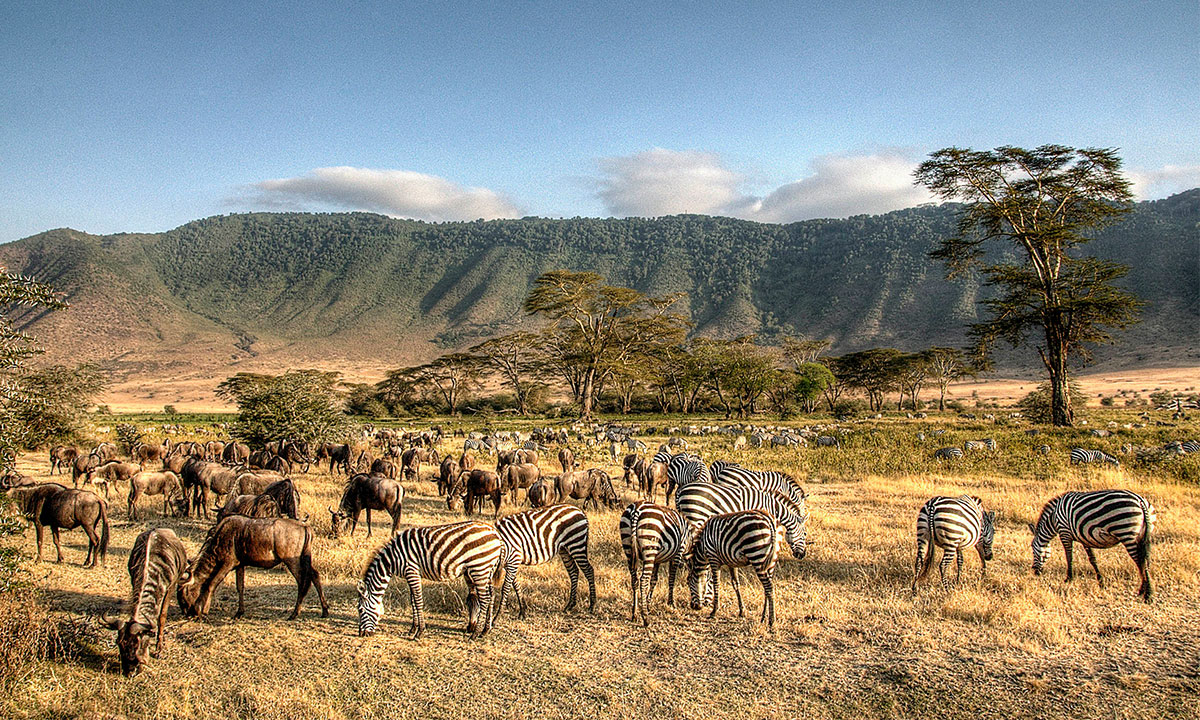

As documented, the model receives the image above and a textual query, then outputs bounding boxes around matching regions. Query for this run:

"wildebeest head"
[176,567,202,617]
[327,504,350,538]
[105,615,153,676]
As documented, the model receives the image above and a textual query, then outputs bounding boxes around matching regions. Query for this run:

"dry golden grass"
[3,421,1200,720]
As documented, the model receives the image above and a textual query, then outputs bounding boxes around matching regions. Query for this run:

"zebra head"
[780,511,808,560]
[356,579,382,636]
[1028,501,1057,574]
[979,510,996,561]
[685,552,710,611]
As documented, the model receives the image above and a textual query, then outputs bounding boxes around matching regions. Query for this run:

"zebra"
[666,453,710,503]
[964,438,997,452]
[911,495,995,592]
[815,435,839,448]
[356,521,504,639]
[1030,489,1156,601]
[619,501,697,626]
[1069,448,1120,467]
[1180,440,1200,454]
[675,483,807,560]
[708,461,807,507]
[651,447,672,465]
[494,505,595,619]
[686,510,784,629]
[934,447,963,461]
[625,437,648,453]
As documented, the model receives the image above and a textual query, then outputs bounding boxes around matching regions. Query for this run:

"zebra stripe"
[1069,448,1120,466]
[494,504,595,619]
[687,510,783,628]
[1181,440,1200,454]
[357,521,504,638]
[652,447,673,465]
[666,454,710,502]
[911,495,995,591]
[1030,489,1155,601]
[620,501,696,626]
[708,460,807,506]
[675,482,807,560]
[964,438,997,452]
[934,447,964,461]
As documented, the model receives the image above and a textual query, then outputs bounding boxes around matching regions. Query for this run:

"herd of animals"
[0,420,1184,678]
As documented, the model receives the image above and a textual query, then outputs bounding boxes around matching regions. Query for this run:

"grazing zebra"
[651,447,672,466]
[356,521,504,638]
[815,435,839,448]
[911,495,995,592]
[666,453,710,503]
[709,461,807,507]
[675,483,807,560]
[1030,489,1156,601]
[964,438,997,452]
[1180,440,1200,454]
[1036,444,1052,455]
[1069,448,1120,467]
[494,505,595,619]
[619,502,696,626]
[687,510,784,629]
[934,447,964,461]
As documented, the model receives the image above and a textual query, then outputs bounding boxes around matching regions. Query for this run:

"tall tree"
[523,271,687,419]
[925,347,970,411]
[468,332,544,415]
[217,370,349,446]
[794,362,835,414]
[410,353,482,416]
[780,336,832,367]
[837,348,907,412]
[915,145,1141,426]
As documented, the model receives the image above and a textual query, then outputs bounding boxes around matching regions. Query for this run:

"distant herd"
[0,419,1185,677]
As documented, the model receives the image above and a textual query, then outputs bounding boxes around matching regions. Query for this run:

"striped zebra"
[1069,448,1120,467]
[1030,489,1156,601]
[1180,440,1199,454]
[687,510,784,629]
[356,521,504,638]
[708,461,807,507]
[964,438,997,452]
[494,505,595,620]
[934,447,963,461]
[619,502,696,626]
[675,483,808,560]
[666,453,710,503]
[911,495,995,592]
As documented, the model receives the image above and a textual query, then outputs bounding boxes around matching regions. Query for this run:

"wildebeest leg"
[350,510,361,536]
[730,567,745,618]
[234,567,246,618]
[280,555,317,620]
[492,491,501,519]
[32,499,46,562]
[365,508,372,537]
[80,516,101,568]
[390,509,402,535]
[1084,547,1104,587]
[153,597,169,657]
[51,525,64,563]
[128,486,139,520]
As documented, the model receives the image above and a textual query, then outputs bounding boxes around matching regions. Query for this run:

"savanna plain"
[3,411,1199,720]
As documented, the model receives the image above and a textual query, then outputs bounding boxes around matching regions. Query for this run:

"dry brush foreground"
[2,425,1199,720]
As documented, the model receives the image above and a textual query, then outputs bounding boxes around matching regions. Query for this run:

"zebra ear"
[356,580,367,596]
[1026,522,1035,535]
[969,495,983,505]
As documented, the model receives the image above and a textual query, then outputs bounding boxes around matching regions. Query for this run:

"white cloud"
[594,149,933,222]
[1128,164,1200,200]
[245,166,522,222]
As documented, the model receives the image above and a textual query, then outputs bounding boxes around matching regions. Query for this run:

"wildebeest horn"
[327,504,336,514]
[100,612,122,630]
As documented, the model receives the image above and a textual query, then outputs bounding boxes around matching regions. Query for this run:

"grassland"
[3,410,1199,720]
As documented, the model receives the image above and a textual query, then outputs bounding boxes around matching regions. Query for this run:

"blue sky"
[1,1,1197,242]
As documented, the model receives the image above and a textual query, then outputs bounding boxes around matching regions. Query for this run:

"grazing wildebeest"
[558,447,575,473]
[459,451,476,472]
[127,470,183,519]
[401,446,438,482]
[215,494,281,521]
[448,469,503,518]
[623,454,646,491]
[438,456,461,496]
[527,479,551,508]
[221,441,251,466]
[279,439,313,473]
[259,478,301,520]
[328,473,405,538]
[319,443,353,475]
[204,440,226,463]
[49,445,78,475]
[500,462,541,505]
[71,453,100,488]
[234,470,279,495]
[177,516,329,620]
[105,528,189,676]
[370,458,397,480]
[180,459,239,519]
[555,469,619,511]
[91,442,119,463]
[7,483,109,566]
[87,460,140,499]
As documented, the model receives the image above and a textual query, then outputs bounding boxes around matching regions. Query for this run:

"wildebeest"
[91,442,119,463]
[401,446,438,482]
[234,470,279,496]
[554,469,619,511]
[527,479,551,508]
[104,528,189,676]
[623,454,645,490]
[87,460,140,499]
[500,462,541,505]
[204,440,226,463]
[49,445,78,475]
[71,453,100,488]
[558,447,575,473]
[448,469,503,518]
[438,456,460,496]
[318,443,353,475]
[1,470,35,489]
[221,441,251,466]
[177,516,329,620]
[132,441,169,469]
[370,458,397,479]
[328,473,405,537]
[7,483,109,566]
[215,494,281,521]
[459,451,476,472]
[127,470,183,519]
[515,448,538,466]
[259,478,302,520]
[180,459,239,519]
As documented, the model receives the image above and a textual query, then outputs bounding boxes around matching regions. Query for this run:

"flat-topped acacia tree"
[915,145,1142,426]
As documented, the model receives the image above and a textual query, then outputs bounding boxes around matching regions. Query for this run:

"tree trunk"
[580,370,596,420]
[938,384,946,411]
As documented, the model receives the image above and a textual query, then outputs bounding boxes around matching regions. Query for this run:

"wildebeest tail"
[98,498,110,565]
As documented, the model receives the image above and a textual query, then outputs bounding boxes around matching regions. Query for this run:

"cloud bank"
[594,149,933,222]
[1128,164,1200,200]
[246,166,522,222]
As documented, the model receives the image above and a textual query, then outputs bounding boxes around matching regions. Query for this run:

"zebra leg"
[404,569,425,640]
[729,568,744,618]
[639,559,655,627]
[938,547,955,590]
[1084,547,1104,587]
[579,555,596,613]
[1062,538,1075,582]
[1128,534,1153,602]
[629,557,640,623]
[955,548,964,583]
[759,572,774,629]
[708,566,720,619]
[496,553,518,621]
[647,562,661,604]
[666,561,678,607]
[561,548,579,612]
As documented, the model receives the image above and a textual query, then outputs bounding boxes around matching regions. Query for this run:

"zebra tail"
[628,504,642,560]
[1137,500,1153,564]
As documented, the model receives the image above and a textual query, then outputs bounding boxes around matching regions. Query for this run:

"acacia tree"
[781,336,831,367]
[468,332,544,415]
[524,271,688,420]
[915,145,1141,426]
[838,348,906,412]
[406,353,481,416]
[215,370,350,446]
[794,362,835,413]
[896,352,931,411]
[926,347,970,411]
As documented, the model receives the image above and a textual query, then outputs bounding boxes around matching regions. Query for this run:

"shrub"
[1018,381,1088,424]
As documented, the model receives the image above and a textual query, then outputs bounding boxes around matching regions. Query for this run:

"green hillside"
[2,191,1197,377]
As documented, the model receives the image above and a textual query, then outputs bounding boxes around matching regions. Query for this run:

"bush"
[1018,381,1088,424]
[216,370,351,445]
[4,365,106,451]
[1100,396,1115,406]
